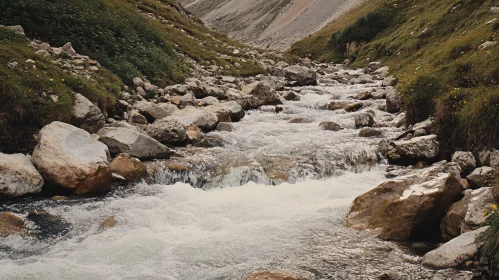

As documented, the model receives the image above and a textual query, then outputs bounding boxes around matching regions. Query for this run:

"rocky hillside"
[0,0,291,153]
[290,0,499,155]
[179,0,365,50]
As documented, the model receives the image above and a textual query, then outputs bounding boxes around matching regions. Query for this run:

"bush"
[330,0,403,55]
[403,75,443,125]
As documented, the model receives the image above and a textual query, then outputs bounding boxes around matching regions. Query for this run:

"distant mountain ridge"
[179,0,365,50]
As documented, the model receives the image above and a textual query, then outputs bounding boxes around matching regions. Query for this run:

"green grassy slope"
[0,0,265,86]
[290,0,499,154]
[0,29,121,153]
[0,0,267,153]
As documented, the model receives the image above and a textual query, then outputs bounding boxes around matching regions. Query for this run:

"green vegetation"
[290,0,499,152]
[0,28,120,153]
[479,177,499,275]
[0,0,265,86]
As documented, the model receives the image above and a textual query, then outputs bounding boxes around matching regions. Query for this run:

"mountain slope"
[0,0,267,153]
[0,0,265,86]
[179,0,365,50]
[290,0,499,153]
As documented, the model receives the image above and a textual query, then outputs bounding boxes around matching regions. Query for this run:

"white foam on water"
[0,170,391,280]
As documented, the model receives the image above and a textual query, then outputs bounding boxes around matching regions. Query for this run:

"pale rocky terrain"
[179,0,365,50]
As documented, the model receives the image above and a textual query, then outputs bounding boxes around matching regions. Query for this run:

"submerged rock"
[0,212,25,237]
[0,153,44,198]
[32,122,112,195]
[319,121,343,131]
[422,227,488,269]
[354,113,375,128]
[347,167,464,241]
[97,127,173,160]
[244,271,301,280]
[109,153,148,182]
[359,128,383,138]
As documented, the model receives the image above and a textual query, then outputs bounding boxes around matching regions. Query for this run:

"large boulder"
[467,167,497,189]
[283,65,317,86]
[0,153,44,198]
[422,227,488,269]
[109,153,148,182]
[386,88,402,113]
[31,122,112,195]
[347,168,464,241]
[239,81,281,109]
[386,135,439,162]
[72,93,105,133]
[221,101,245,121]
[133,101,170,123]
[146,118,187,145]
[169,106,219,131]
[440,187,493,240]
[452,151,476,175]
[97,127,173,160]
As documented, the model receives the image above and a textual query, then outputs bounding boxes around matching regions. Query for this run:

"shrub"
[403,75,443,125]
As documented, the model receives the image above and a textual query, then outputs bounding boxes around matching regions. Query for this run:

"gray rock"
[2,25,25,36]
[157,103,179,116]
[354,113,375,128]
[97,127,173,160]
[193,134,225,148]
[179,93,197,107]
[359,128,383,137]
[216,122,234,132]
[283,65,317,86]
[386,89,402,113]
[288,117,314,123]
[462,187,494,232]
[452,151,476,175]
[72,93,105,133]
[347,167,464,241]
[387,135,439,161]
[319,121,343,131]
[282,91,300,101]
[133,101,170,122]
[127,110,148,125]
[169,106,219,131]
[467,167,496,188]
[32,122,112,195]
[132,77,144,88]
[239,81,281,109]
[422,227,488,268]
[146,118,187,145]
[0,153,43,197]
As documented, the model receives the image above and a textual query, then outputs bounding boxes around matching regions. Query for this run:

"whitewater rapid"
[0,78,456,279]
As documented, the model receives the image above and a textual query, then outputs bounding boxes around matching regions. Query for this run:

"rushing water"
[0,77,466,279]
